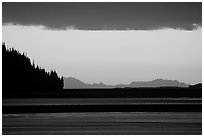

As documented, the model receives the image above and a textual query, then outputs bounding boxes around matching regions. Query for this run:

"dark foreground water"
[2,98,202,135]
[3,98,202,106]
[3,112,201,135]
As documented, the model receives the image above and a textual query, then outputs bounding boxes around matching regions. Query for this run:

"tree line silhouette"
[3,43,64,97]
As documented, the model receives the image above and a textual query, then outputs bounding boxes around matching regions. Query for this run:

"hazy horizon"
[2,2,202,85]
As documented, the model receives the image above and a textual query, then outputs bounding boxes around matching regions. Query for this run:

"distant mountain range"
[64,77,114,89]
[64,77,189,89]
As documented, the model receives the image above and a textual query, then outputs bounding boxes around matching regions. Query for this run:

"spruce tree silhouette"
[2,43,64,97]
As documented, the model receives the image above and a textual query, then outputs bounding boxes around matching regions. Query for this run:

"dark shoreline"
[3,104,202,114]
[3,87,202,98]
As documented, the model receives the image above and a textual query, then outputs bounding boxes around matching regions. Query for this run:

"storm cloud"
[2,2,202,30]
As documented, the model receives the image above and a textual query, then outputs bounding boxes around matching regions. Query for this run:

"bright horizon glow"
[2,25,202,85]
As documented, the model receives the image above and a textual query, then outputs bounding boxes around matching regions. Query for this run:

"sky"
[3,2,201,30]
[2,2,202,85]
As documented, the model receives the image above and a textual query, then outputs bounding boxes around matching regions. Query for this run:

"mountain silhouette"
[116,79,189,88]
[64,77,189,89]
[64,77,114,89]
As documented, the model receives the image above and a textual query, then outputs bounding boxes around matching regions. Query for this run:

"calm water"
[2,98,202,134]
[2,112,202,135]
[2,98,202,106]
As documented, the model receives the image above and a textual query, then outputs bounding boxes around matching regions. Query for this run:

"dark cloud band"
[3,2,202,30]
